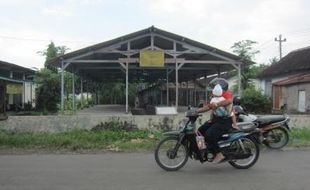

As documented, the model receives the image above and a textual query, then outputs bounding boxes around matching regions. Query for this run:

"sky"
[1,0,310,70]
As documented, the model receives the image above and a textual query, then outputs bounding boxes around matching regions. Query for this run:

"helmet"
[209,78,229,91]
[233,96,241,105]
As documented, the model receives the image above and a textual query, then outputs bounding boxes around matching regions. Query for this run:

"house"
[0,60,35,119]
[258,46,310,113]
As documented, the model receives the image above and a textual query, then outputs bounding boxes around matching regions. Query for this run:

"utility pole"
[275,34,286,59]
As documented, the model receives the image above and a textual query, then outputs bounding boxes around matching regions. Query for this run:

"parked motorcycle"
[154,108,260,171]
[233,97,290,149]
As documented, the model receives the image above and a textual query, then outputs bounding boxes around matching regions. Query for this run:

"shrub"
[35,68,60,113]
[241,87,272,114]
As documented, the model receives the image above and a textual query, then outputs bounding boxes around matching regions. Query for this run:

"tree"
[231,40,260,90]
[35,42,70,113]
[37,41,70,70]
[231,40,260,61]
[35,68,60,113]
[269,57,279,65]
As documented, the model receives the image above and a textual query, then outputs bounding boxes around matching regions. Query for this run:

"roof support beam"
[119,62,126,69]
[94,49,223,56]
[154,33,237,62]
[166,68,170,106]
[63,34,151,62]
[78,66,214,71]
[72,72,76,112]
[125,41,130,114]
[63,62,71,69]
[151,34,154,50]
[60,61,65,112]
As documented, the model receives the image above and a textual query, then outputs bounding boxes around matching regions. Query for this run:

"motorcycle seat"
[220,122,257,139]
[255,115,286,126]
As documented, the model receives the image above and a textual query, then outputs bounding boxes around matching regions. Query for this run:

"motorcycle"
[154,108,260,171]
[233,101,290,149]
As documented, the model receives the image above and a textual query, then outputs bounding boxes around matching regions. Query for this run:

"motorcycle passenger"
[197,78,236,163]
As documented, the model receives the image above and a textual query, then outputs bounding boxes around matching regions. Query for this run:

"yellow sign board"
[139,50,164,68]
[6,84,23,94]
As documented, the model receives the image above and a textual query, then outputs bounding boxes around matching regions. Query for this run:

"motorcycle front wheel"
[264,127,289,149]
[154,136,188,171]
[228,137,260,169]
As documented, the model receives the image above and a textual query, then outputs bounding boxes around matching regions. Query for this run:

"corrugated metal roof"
[0,60,35,74]
[259,46,310,78]
[47,26,244,67]
[46,26,247,83]
[273,73,310,86]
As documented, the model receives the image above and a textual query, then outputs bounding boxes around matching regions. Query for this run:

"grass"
[0,127,310,153]
[0,129,162,152]
[289,128,310,147]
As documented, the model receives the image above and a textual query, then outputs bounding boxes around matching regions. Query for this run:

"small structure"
[48,26,244,114]
[0,60,35,119]
[258,46,310,113]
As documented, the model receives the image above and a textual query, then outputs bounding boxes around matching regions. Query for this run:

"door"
[298,91,306,112]
[273,85,282,109]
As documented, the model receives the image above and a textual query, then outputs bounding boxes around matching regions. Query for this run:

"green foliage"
[99,81,139,107]
[230,64,269,93]
[35,42,78,113]
[60,96,94,114]
[0,128,162,152]
[289,128,310,147]
[37,41,70,70]
[35,68,60,113]
[231,40,261,90]
[241,87,272,114]
[231,40,260,61]
[269,57,279,65]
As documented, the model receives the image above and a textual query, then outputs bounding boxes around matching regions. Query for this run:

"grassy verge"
[0,129,162,152]
[289,128,310,147]
[0,128,310,153]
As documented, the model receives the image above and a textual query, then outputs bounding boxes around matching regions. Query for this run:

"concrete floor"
[77,104,131,115]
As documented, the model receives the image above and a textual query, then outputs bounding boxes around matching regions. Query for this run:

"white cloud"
[41,7,75,17]
[0,0,309,69]
[0,26,93,69]
[146,0,310,64]
[40,0,106,17]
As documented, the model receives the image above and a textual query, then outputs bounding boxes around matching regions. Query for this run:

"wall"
[282,83,310,113]
[0,113,309,133]
[259,76,288,97]
[0,114,210,133]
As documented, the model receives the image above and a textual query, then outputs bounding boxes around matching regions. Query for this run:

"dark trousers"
[198,117,232,154]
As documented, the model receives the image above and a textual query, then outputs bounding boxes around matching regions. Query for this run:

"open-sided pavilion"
[48,26,243,113]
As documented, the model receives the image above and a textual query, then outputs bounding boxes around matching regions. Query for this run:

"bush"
[35,68,60,113]
[241,87,272,114]
[99,81,139,107]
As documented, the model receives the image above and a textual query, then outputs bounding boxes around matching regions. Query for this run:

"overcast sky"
[1,0,310,69]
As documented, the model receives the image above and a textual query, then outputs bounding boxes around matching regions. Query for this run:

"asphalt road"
[0,149,310,190]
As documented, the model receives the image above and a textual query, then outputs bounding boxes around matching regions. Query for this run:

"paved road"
[0,149,310,190]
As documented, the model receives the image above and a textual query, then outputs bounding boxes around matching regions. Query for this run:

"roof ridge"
[290,45,310,53]
[0,60,35,71]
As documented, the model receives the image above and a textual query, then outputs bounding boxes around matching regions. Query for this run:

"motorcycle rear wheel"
[228,137,260,169]
[154,136,188,171]
[264,127,289,149]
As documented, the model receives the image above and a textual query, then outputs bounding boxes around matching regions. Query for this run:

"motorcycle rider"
[197,78,236,163]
